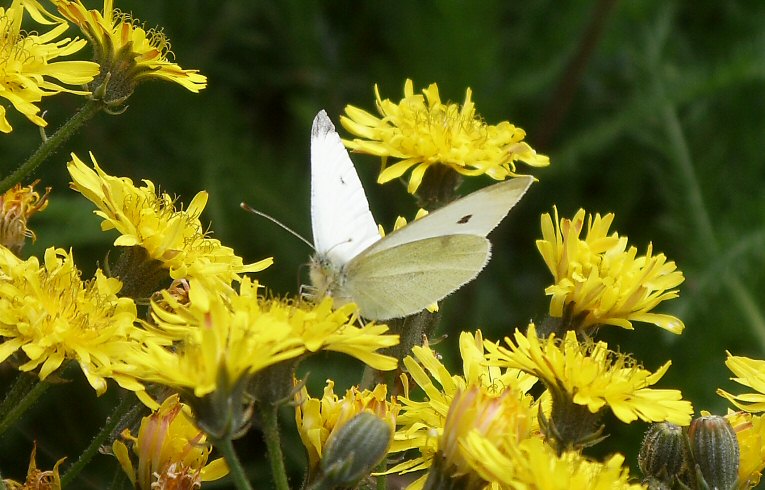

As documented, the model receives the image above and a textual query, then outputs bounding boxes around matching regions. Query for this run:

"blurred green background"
[1,0,765,487]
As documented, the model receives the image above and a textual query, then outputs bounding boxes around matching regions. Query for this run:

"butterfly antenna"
[240,202,314,250]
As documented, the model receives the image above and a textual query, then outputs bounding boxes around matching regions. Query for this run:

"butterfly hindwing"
[343,234,491,320]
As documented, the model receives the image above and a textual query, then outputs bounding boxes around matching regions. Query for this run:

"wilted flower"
[2,443,65,490]
[51,0,206,105]
[112,394,228,490]
[0,181,49,254]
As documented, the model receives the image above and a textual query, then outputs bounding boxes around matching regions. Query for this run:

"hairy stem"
[0,377,50,438]
[0,372,37,423]
[60,393,138,487]
[214,436,255,490]
[261,405,290,490]
[0,99,103,194]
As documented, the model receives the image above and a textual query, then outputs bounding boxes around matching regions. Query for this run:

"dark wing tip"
[311,109,336,138]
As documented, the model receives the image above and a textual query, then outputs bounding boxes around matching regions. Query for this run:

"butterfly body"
[308,110,533,321]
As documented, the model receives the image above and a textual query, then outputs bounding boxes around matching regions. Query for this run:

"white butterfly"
[308,110,533,321]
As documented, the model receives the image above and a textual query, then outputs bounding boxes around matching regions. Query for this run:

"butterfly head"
[307,253,350,306]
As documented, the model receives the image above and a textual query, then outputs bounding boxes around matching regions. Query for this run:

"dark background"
[1,1,764,487]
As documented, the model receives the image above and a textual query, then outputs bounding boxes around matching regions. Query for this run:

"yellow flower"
[461,435,643,490]
[2,443,65,490]
[284,297,399,371]
[122,278,398,400]
[68,152,272,287]
[341,79,549,194]
[0,180,49,254]
[112,394,228,490]
[432,386,535,489]
[0,0,98,132]
[51,0,206,103]
[537,207,685,334]
[725,411,765,489]
[486,324,693,427]
[389,331,537,479]
[0,246,140,394]
[295,379,399,473]
[717,353,765,413]
[121,278,305,400]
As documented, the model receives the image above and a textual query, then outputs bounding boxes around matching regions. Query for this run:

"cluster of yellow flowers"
[0,1,763,490]
[292,80,765,490]
[0,1,399,488]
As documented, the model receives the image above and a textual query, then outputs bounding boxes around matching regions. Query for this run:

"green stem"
[261,405,290,490]
[657,83,765,349]
[0,98,103,194]
[659,97,718,255]
[214,436,254,490]
[359,365,380,391]
[375,469,387,490]
[0,372,37,422]
[60,393,137,487]
[0,376,50,438]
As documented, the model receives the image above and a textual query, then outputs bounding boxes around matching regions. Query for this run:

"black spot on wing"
[457,214,473,224]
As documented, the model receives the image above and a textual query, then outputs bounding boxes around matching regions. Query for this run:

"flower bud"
[688,415,740,490]
[318,412,391,487]
[638,422,692,488]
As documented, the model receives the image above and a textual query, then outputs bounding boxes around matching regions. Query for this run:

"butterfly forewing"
[343,235,491,320]
[308,110,534,321]
[363,176,533,257]
[310,110,381,267]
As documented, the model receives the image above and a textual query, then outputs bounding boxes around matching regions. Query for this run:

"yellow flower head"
[389,331,537,480]
[717,353,765,413]
[2,443,65,490]
[68,152,272,287]
[537,207,685,334]
[111,394,228,490]
[121,278,305,400]
[0,0,98,132]
[341,79,549,194]
[486,324,693,427]
[122,278,398,401]
[51,0,206,104]
[725,411,765,489]
[436,386,534,486]
[281,296,399,372]
[461,435,643,490]
[0,180,49,254]
[0,246,140,394]
[295,379,399,472]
